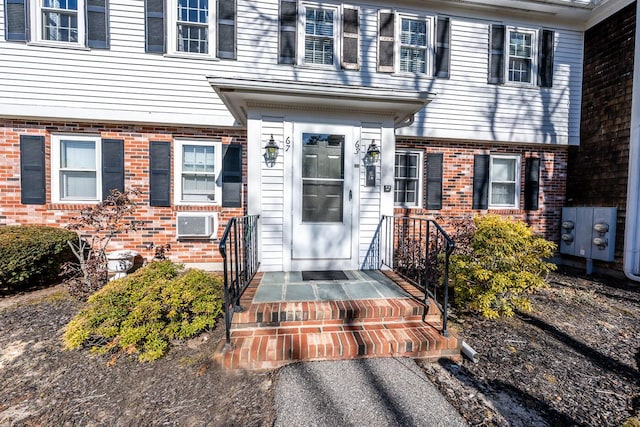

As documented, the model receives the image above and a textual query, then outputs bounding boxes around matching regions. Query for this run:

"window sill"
[27,41,90,51]
[164,52,220,62]
[390,72,434,80]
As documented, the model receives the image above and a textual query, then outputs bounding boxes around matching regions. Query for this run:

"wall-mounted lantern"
[364,139,381,165]
[263,135,279,167]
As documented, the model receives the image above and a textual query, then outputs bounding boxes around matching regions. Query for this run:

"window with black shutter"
[149,141,171,207]
[101,139,124,199]
[341,7,359,70]
[538,30,554,88]
[145,0,166,53]
[488,24,505,85]
[20,135,46,205]
[472,154,490,210]
[279,0,297,64]
[218,0,236,59]
[5,0,27,41]
[222,144,242,207]
[435,17,450,78]
[524,157,540,210]
[87,0,109,48]
[426,153,443,210]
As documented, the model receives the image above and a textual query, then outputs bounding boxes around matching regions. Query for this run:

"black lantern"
[365,139,381,165]
[263,135,279,167]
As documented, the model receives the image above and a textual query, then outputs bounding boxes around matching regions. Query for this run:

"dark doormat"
[301,270,348,281]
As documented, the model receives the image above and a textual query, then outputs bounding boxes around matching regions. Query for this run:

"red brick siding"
[0,120,247,266]
[395,138,568,243]
[567,2,636,269]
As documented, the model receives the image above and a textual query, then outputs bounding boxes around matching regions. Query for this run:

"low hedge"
[63,260,224,362]
[0,225,77,289]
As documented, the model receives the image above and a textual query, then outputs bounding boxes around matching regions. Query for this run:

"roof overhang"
[207,77,435,127]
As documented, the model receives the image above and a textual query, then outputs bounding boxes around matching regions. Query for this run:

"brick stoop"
[214,272,462,370]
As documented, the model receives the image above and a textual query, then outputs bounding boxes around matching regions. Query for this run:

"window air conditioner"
[176,213,217,239]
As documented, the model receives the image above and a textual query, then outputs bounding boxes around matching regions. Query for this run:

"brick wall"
[396,138,568,243]
[567,2,636,268]
[0,119,247,267]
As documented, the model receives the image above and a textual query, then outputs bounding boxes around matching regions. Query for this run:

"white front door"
[291,124,356,267]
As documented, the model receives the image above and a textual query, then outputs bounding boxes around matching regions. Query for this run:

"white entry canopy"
[207,77,435,127]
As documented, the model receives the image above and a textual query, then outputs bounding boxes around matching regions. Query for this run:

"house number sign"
[354,139,360,155]
[285,137,291,152]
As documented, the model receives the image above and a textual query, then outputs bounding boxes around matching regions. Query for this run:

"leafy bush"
[63,260,224,362]
[449,215,557,319]
[0,225,77,289]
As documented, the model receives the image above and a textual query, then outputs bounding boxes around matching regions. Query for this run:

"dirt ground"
[1,270,639,426]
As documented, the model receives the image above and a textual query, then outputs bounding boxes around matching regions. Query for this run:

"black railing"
[218,215,260,345]
[379,216,454,336]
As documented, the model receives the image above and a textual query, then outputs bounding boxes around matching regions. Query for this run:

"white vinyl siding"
[51,134,101,202]
[174,139,222,205]
[0,1,584,145]
[489,154,520,208]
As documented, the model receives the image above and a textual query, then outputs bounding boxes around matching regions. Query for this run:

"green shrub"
[0,225,77,289]
[449,215,557,319]
[63,260,224,362]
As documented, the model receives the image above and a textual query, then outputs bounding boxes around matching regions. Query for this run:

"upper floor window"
[394,151,423,207]
[41,0,80,43]
[174,139,222,205]
[302,6,336,66]
[145,0,236,59]
[377,11,449,77]
[399,18,428,73]
[489,24,554,87]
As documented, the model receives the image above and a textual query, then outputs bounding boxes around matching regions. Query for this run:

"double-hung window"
[174,140,222,205]
[394,151,423,207]
[51,135,101,202]
[507,29,535,84]
[400,18,428,73]
[41,0,80,42]
[303,6,336,66]
[167,0,214,56]
[489,155,520,208]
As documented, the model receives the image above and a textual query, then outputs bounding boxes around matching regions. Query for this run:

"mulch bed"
[421,270,640,426]
[1,270,639,426]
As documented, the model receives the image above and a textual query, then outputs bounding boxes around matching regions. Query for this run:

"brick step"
[231,298,442,329]
[215,321,461,371]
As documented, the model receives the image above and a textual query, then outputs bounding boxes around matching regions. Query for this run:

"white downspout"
[623,1,640,281]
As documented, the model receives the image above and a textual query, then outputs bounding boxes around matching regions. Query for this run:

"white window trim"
[297,2,340,68]
[51,134,102,203]
[30,0,86,48]
[173,139,222,206]
[394,150,424,208]
[489,154,521,209]
[396,13,434,76]
[166,0,217,59]
[505,26,538,86]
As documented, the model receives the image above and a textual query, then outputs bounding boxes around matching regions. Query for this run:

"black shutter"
[145,0,165,53]
[5,0,27,41]
[524,157,540,210]
[488,24,505,84]
[538,30,554,88]
[222,144,242,207]
[377,11,395,72]
[279,0,297,64]
[20,135,46,205]
[217,0,236,59]
[87,0,109,48]
[149,141,171,207]
[426,153,443,210]
[101,139,124,199]
[472,154,490,210]
[435,17,450,78]
[341,7,359,70]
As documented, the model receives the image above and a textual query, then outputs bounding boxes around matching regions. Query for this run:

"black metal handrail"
[218,214,260,345]
[379,215,455,336]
